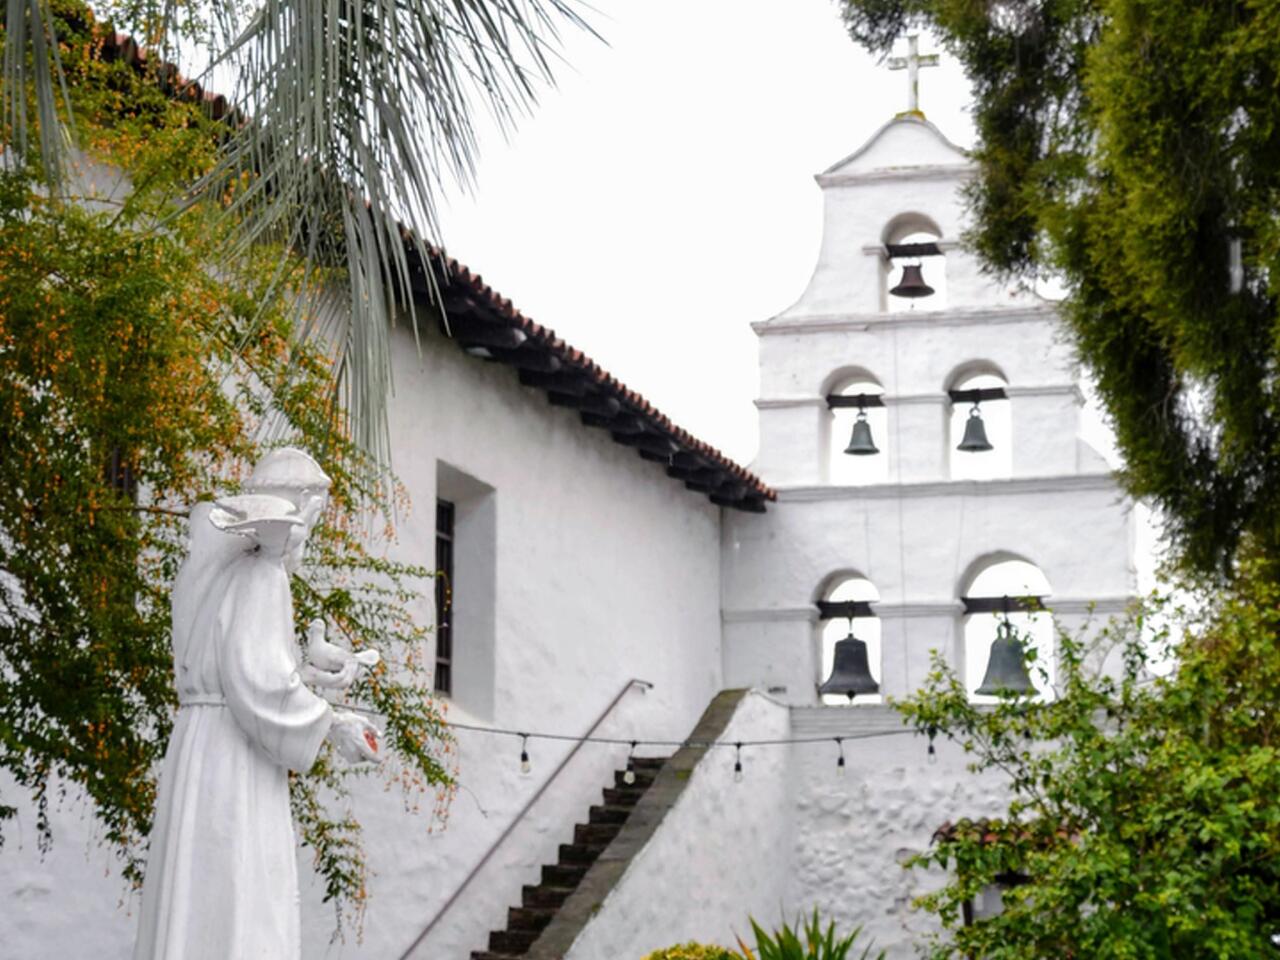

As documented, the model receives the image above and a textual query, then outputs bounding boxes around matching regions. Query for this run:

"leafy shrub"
[737,910,884,960]
[642,943,739,960]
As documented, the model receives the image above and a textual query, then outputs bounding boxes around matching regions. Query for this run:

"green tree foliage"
[642,943,741,960]
[897,576,1280,959]
[5,0,588,462]
[839,0,1280,577]
[0,8,451,930]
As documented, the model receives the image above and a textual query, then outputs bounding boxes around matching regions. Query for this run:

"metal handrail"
[396,677,655,960]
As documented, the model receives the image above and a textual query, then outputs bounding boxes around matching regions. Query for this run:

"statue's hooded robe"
[134,500,332,959]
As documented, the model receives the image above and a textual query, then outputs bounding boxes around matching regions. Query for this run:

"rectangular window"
[434,498,455,695]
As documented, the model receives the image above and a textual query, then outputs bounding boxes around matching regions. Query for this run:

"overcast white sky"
[436,0,977,466]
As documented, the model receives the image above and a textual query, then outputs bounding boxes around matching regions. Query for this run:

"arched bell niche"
[822,369,888,486]
[958,555,1055,703]
[881,211,948,313]
[945,362,1012,480]
[815,572,883,706]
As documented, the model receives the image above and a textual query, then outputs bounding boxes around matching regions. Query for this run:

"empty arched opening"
[960,557,1055,702]
[826,373,888,486]
[817,574,882,706]
[947,364,1012,480]
[882,212,947,313]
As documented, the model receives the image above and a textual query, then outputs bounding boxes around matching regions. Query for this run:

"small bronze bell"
[844,410,879,456]
[819,632,880,701]
[975,620,1036,697]
[957,404,993,452]
[889,263,935,299]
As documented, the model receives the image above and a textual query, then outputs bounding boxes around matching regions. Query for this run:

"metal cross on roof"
[888,34,940,116]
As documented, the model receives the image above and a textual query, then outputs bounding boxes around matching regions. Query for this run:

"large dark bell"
[889,263,935,299]
[819,634,880,701]
[957,406,993,452]
[844,414,879,456]
[975,622,1036,697]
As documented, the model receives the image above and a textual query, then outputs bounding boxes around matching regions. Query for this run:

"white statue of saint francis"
[133,449,381,960]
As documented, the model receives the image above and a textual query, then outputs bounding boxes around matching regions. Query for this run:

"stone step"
[602,785,647,806]
[558,841,605,866]
[508,905,556,933]
[574,821,621,847]
[474,756,673,960]
[490,928,539,954]
[587,803,634,825]
[541,862,587,887]
[521,884,575,909]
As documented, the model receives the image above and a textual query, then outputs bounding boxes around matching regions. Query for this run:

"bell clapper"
[835,737,847,776]
[732,742,744,783]
[519,733,532,776]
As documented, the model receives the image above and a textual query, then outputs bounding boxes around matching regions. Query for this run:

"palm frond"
[195,0,593,464]
[3,0,592,465]
[3,0,74,186]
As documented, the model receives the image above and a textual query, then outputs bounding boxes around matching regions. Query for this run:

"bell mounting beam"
[826,393,886,410]
[885,241,943,258]
[816,600,877,620]
[961,595,1046,614]
[948,387,1007,404]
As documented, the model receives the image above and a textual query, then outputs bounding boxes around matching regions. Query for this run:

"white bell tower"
[720,106,1136,704]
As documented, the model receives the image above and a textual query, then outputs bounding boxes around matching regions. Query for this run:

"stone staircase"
[470,755,668,960]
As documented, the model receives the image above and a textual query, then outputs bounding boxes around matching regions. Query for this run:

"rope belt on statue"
[177,693,227,708]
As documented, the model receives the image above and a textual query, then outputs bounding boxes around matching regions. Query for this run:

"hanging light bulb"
[733,742,744,783]
[927,725,938,765]
[835,737,846,776]
[623,740,637,785]
[519,734,532,776]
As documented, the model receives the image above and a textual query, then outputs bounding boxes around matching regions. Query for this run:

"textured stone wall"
[784,707,1008,958]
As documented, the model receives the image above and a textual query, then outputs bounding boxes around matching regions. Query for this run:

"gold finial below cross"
[887,35,940,116]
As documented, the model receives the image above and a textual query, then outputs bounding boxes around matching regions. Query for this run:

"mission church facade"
[3,54,1133,960]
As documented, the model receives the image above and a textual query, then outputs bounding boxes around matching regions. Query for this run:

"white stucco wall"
[563,691,794,959]
[783,707,1009,958]
[0,317,728,959]
[731,110,1135,708]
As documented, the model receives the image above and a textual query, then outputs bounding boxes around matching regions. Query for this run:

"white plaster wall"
[783,707,1010,958]
[753,309,1088,488]
[563,692,794,959]
[722,481,1136,704]
[0,772,140,960]
[306,318,726,959]
[0,319,727,959]
[778,117,1031,321]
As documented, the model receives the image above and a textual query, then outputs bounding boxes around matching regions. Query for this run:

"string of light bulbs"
[440,718,938,780]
